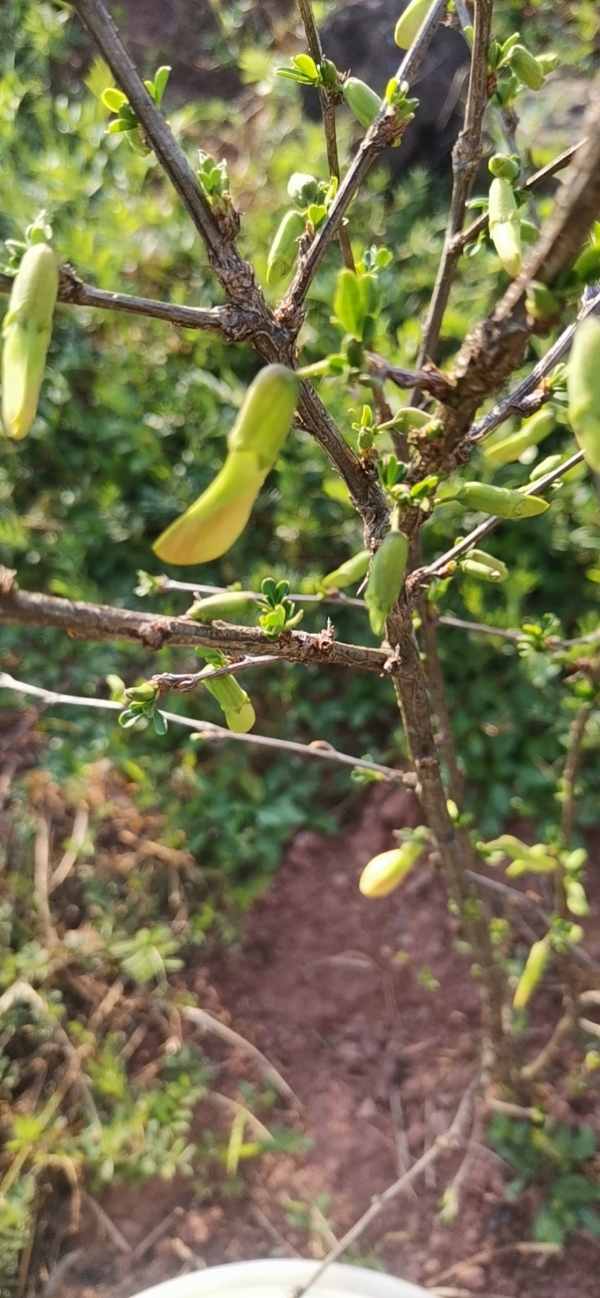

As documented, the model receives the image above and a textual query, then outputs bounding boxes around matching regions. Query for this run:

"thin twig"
[84,1195,132,1253]
[49,805,89,892]
[145,576,366,609]
[520,1009,574,1082]
[467,287,600,446]
[0,269,234,336]
[152,654,280,696]
[296,0,354,271]
[415,0,493,368]
[0,672,415,785]
[34,817,58,946]
[292,1074,480,1298]
[181,1005,298,1105]
[281,0,450,312]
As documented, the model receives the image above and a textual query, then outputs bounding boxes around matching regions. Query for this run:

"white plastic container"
[131,1259,429,1298]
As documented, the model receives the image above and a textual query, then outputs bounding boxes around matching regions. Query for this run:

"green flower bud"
[565,878,590,917]
[488,177,522,277]
[508,44,545,91]
[124,681,159,703]
[154,367,299,565]
[461,549,508,582]
[488,154,520,183]
[456,481,548,518]
[204,672,255,734]
[287,172,320,206]
[186,592,258,623]
[536,52,559,75]
[2,243,59,439]
[227,365,300,470]
[359,841,423,898]
[321,549,370,590]
[484,834,556,874]
[266,210,306,286]
[567,316,600,473]
[513,937,550,1009]
[390,407,432,434]
[364,530,409,635]
[484,409,556,465]
[342,77,382,128]
[394,0,432,49]
[525,281,560,322]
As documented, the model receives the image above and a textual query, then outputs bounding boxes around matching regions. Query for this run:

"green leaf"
[333,269,364,339]
[153,709,168,736]
[101,87,128,112]
[532,1206,565,1245]
[153,66,171,104]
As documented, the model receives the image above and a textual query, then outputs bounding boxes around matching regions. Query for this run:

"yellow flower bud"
[204,672,256,734]
[394,0,433,49]
[321,549,370,590]
[484,409,556,466]
[359,841,423,898]
[154,366,299,565]
[513,937,550,1009]
[2,243,59,439]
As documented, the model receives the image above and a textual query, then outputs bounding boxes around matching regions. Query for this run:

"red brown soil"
[62,785,600,1298]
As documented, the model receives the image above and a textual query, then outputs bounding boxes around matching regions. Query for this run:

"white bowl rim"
[128,1258,429,1298]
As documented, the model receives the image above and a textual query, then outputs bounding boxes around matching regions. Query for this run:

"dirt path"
[64,786,600,1298]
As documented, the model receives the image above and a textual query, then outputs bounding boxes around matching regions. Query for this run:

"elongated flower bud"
[186,592,258,623]
[342,77,382,129]
[204,672,256,734]
[124,681,159,703]
[227,365,300,471]
[565,878,590,917]
[484,409,555,465]
[154,448,265,565]
[484,834,556,874]
[567,316,600,473]
[2,243,59,439]
[508,44,545,91]
[364,530,408,635]
[513,937,550,1009]
[488,177,522,277]
[266,210,305,286]
[322,549,370,590]
[461,555,508,583]
[154,366,299,565]
[456,481,548,519]
[359,841,423,897]
[394,0,432,49]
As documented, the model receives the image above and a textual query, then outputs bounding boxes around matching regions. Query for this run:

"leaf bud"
[508,44,545,91]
